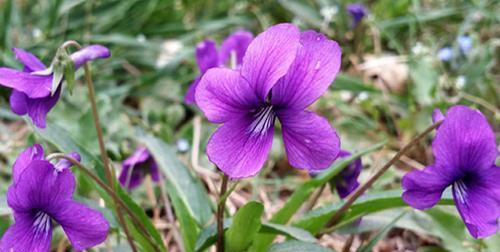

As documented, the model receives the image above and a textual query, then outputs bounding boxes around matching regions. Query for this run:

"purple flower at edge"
[331,150,362,199]
[0,45,111,128]
[184,30,253,104]
[0,144,109,251]
[402,105,500,239]
[195,23,342,179]
[346,3,368,28]
[119,147,160,190]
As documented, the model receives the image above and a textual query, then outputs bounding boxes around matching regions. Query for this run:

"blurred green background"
[0,0,499,251]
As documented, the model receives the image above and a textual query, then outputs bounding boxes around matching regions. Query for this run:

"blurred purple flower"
[0,45,110,128]
[431,108,445,124]
[184,30,253,104]
[119,147,160,190]
[331,150,362,199]
[195,23,342,178]
[0,144,108,251]
[402,105,500,239]
[457,35,472,55]
[437,47,453,62]
[346,3,368,28]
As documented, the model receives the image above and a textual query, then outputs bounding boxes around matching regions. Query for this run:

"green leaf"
[251,141,385,251]
[332,74,379,93]
[269,241,335,252]
[137,130,212,225]
[50,47,73,95]
[377,7,463,29]
[277,0,323,28]
[64,60,76,95]
[225,201,264,252]
[117,187,167,251]
[195,219,232,252]
[424,208,466,252]
[126,217,156,252]
[51,64,64,95]
[293,189,454,235]
[410,57,438,105]
[484,234,500,252]
[260,223,316,243]
[195,221,317,251]
[0,0,13,48]
[356,212,406,252]
[165,180,199,252]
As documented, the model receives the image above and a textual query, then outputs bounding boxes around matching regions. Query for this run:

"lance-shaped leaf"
[225,201,264,252]
[251,141,385,251]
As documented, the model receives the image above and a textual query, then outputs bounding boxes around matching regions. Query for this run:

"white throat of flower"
[33,211,51,237]
[454,180,468,204]
[249,106,275,135]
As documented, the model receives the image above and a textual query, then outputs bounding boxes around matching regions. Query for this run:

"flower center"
[249,105,275,135]
[453,180,468,204]
[33,211,52,237]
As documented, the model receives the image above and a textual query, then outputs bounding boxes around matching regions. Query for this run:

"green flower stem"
[61,40,137,252]
[217,173,229,252]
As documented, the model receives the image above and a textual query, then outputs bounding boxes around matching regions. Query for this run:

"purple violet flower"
[331,150,362,199]
[0,144,109,251]
[402,105,500,239]
[0,45,110,128]
[185,30,253,104]
[346,3,368,28]
[119,147,160,190]
[195,23,342,178]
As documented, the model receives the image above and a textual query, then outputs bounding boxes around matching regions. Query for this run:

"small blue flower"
[176,139,190,152]
[457,36,472,55]
[437,47,453,62]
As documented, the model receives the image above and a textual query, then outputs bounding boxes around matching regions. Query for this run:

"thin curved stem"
[61,41,136,251]
[49,154,162,252]
[217,174,229,252]
[320,120,442,235]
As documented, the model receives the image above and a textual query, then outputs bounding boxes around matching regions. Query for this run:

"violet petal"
[219,30,253,66]
[184,76,200,104]
[433,105,497,175]
[12,144,45,183]
[0,212,52,252]
[0,67,52,98]
[70,45,111,69]
[195,68,260,123]
[241,23,300,100]
[402,165,452,209]
[54,200,110,250]
[9,90,29,115]
[271,30,341,109]
[26,85,62,128]
[452,166,500,238]
[206,114,274,179]
[195,40,219,73]
[12,48,46,72]
[7,160,75,212]
[278,110,340,171]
